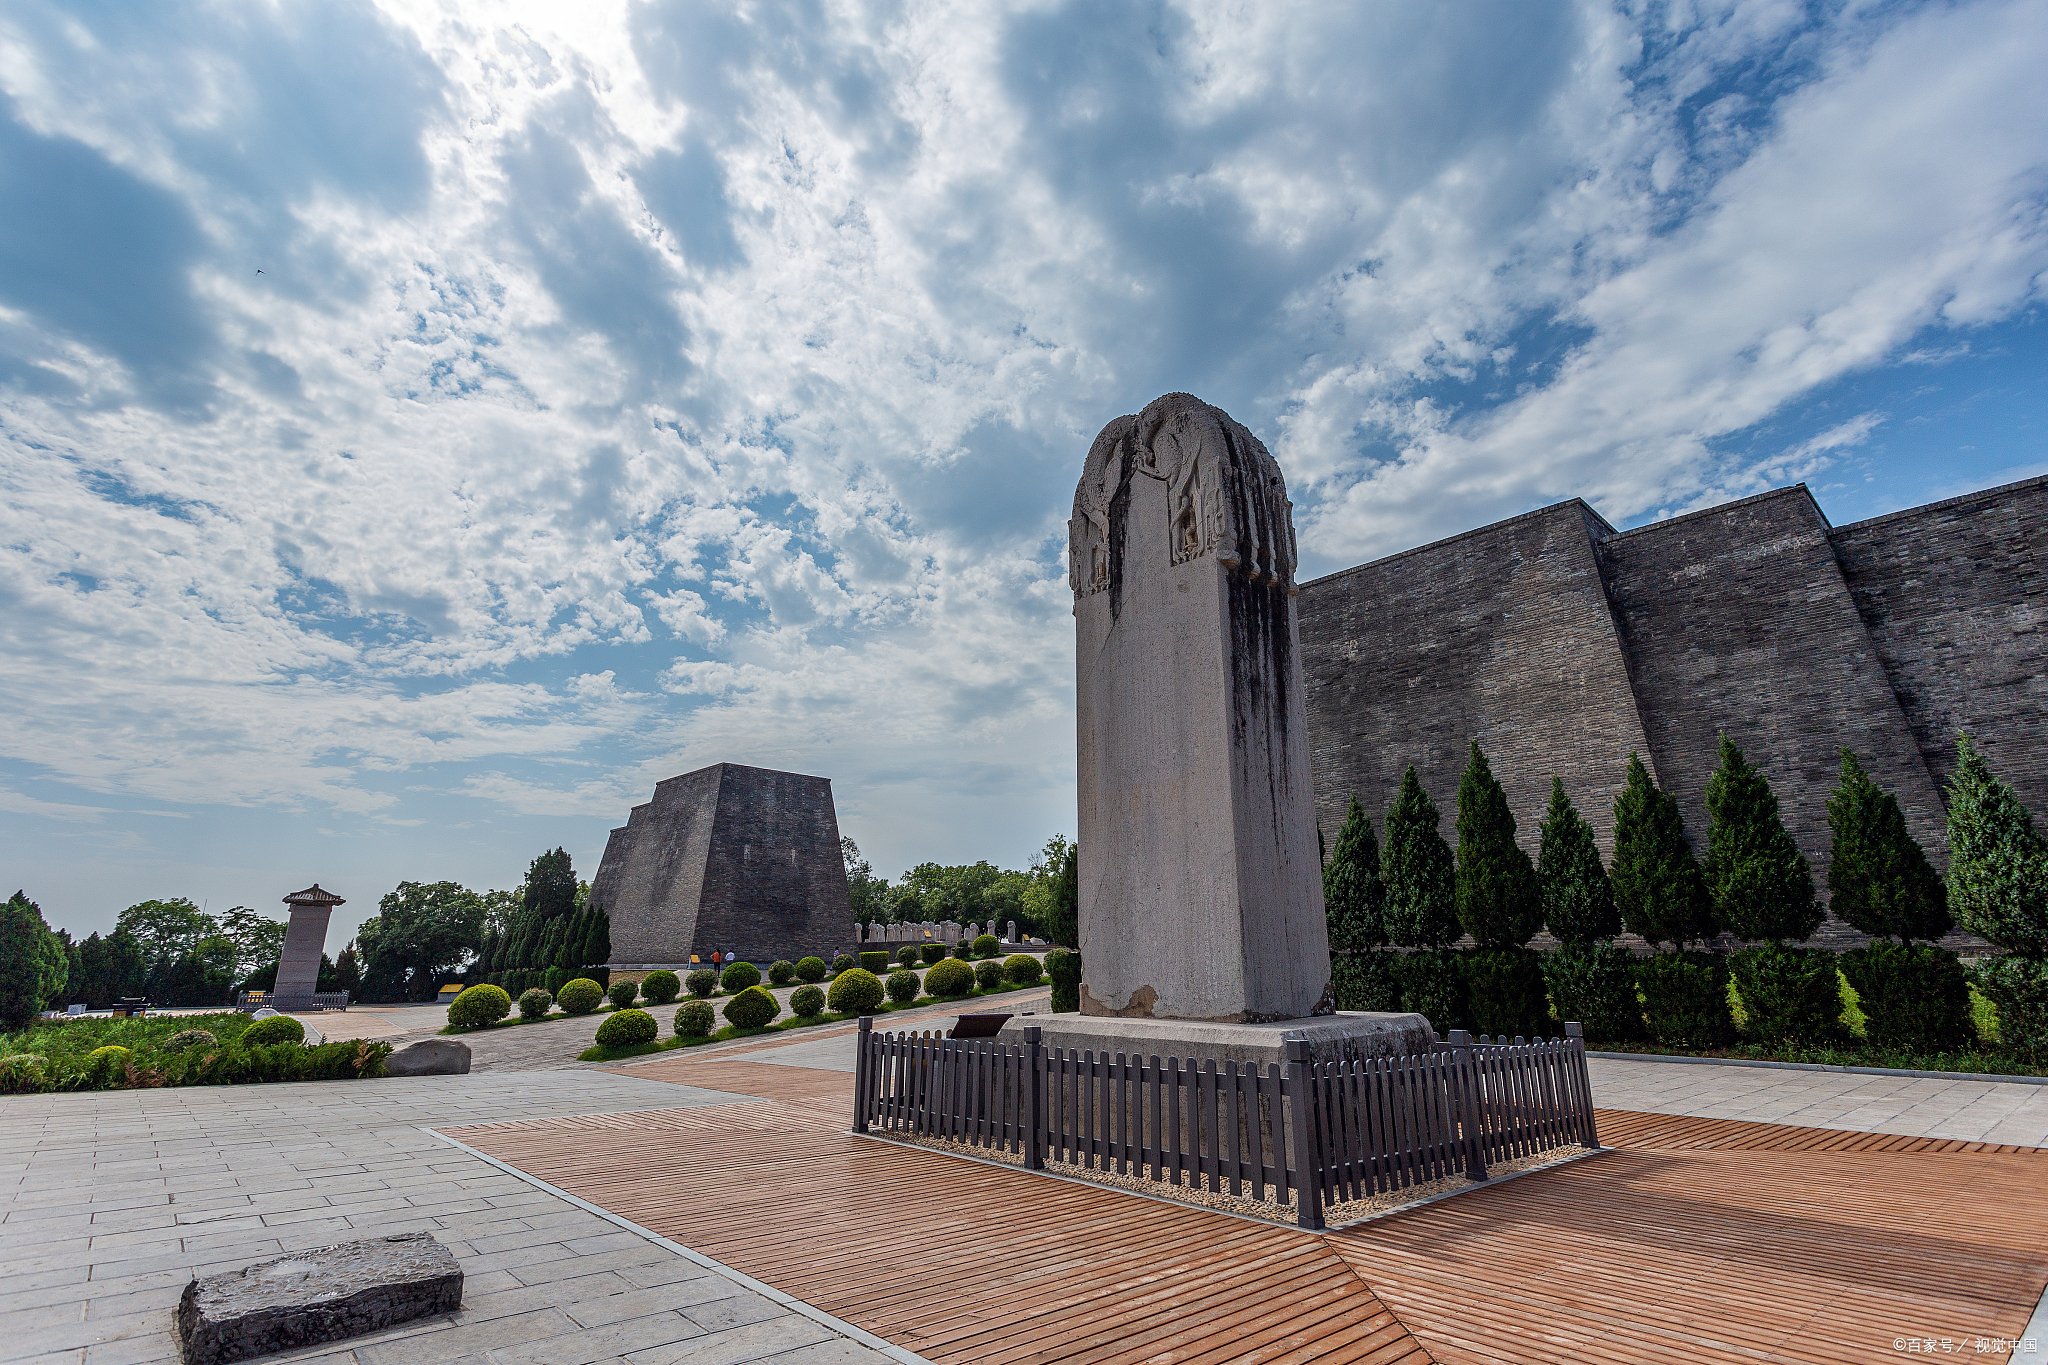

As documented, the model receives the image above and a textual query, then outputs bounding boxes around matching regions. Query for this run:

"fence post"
[1284,1034,1324,1231]
[853,1015,873,1133]
[1564,1020,1601,1149]
[1455,1044,1489,1182]
[1447,1028,1472,1047]
[1025,1025,1044,1171]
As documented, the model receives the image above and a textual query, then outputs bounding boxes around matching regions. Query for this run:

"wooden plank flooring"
[444,1053,2048,1365]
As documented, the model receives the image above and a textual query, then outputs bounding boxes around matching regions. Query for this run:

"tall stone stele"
[275,884,344,1005]
[1070,393,1334,1023]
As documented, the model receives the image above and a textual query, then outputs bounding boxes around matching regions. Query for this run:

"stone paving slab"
[0,1073,904,1365]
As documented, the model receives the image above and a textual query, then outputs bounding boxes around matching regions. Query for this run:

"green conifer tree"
[1827,748,1950,942]
[1706,736,1819,944]
[583,907,611,969]
[0,890,68,1029]
[522,847,577,922]
[1323,795,1387,954]
[1538,777,1620,944]
[1945,733,2048,959]
[1383,768,1459,948]
[1611,754,1716,948]
[1454,742,1541,949]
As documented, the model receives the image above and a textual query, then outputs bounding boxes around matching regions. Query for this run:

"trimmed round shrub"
[827,968,884,1014]
[721,960,762,992]
[925,958,975,998]
[594,1008,657,1049]
[1461,947,1551,1040]
[1539,942,1645,1042]
[686,968,717,998]
[242,1015,305,1046]
[518,988,553,1021]
[790,984,826,1018]
[162,1029,218,1054]
[640,970,681,1005]
[972,934,1000,958]
[768,960,796,985]
[723,985,779,1029]
[973,958,1004,990]
[1731,944,1844,1047]
[952,941,973,960]
[556,978,604,1015]
[1002,954,1042,985]
[607,978,639,1009]
[896,946,921,967]
[675,999,716,1038]
[88,1045,132,1061]
[832,954,857,974]
[1636,951,1735,1048]
[448,984,513,1030]
[860,951,890,974]
[1046,948,1081,1012]
[795,956,828,983]
[885,968,921,1004]
[920,942,947,965]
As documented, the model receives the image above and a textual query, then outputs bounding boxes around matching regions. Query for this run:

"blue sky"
[2,0,2043,945]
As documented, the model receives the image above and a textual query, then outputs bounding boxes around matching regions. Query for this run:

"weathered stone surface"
[1001,1011,1433,1069]
[173,1233,461,1365]
[276,885,344,1003]
[382,1038,470,1076]
[1070,394,1330,1023]
[591,762,853,966]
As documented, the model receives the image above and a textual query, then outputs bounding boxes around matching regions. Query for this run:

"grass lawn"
[2,1010,258,1058]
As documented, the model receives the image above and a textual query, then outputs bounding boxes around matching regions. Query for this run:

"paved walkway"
[0,1072,903,1365]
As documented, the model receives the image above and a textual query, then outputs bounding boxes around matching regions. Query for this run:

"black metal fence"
[852,1017,1598,1229]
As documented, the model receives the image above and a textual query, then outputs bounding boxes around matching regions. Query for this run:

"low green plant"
[1003,954,1042,986]
[925,958,975,998]
[952,942,974,960]
[594,1008,657,1049]
[796,957,828,983]
[518,988,552,1021]
[972,933,1000,959]
[723,985,778,1029]
[974,959,1004,990]
[607,978,639,1009]
[1330,953,1400,1012]
[1539,942,1644,1041]
[0,1053,47,1093]
[833,954,857,974]
[790,984,826,1018]
[859,951,889,974]
[543,965,569,996]
[556,978,604,1015]
[641,971,681,1005]
[721,960,762,992]
[897,946,921,967]
[242,1015,305,1047]
[1974,956,2048,1062]
[1730,944,1844,1047]
[1636,951,1735,1048]
[162,1029,217,1054]
[1394,949,1467,1032]
[686,968,717,998]
[828,968,885,1014]
[448,984,513,1030]
[1839,941,1973,1053]
[1045,948,1080,1011]
[675,999,715,1038]
[87,1044,130,1060]
[768,960,796,985]
[885,968,921,1004]
[920,943,946,964]
[1461,947,1550,1038]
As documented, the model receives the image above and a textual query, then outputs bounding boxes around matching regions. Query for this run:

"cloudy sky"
[3,0,2044,943]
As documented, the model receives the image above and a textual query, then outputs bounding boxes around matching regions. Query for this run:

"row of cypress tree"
[473,847,612,996]
[1322,734,2047,1060]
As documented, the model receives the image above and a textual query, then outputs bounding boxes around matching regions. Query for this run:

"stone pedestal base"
[996,1010,1433,1068]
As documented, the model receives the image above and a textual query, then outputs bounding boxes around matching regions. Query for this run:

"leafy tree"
[1538,777,1619,945]
[1944,732,2048,959]
[1611,754,1716,948]
[152,935,239,1006]
[358,881,487,1002]
[1454,742,1541,949]
[218,906,289,979]
[332,941,363,996]
[66,929,147,1008]
[1382,768,1459,948]
[521,848,577,922]
[1705,736,1819,944]
[0,891,68,1028]
[1323,795,1387,953]
[114,897,217,970]
[1827,748,1950,942]
[843,838,893,922]
[1045,839,1079,948]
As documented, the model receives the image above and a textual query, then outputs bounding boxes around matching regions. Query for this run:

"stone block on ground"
[999,1010,1433,1070]
[172,1232,461,1365]
[383,1038,471,1076]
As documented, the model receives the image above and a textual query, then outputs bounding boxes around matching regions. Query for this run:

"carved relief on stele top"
[1068,392,1298,600]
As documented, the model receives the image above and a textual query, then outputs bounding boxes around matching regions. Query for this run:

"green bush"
[594,1008,657,1048]
[885,968,921,1003]
[556,978,604,1015]
[1730,944,1843,1047]
[1330,953,1400,1012]
[517,988,552,1020]
[768,960,796,985]
[87,1044,130,1060]
[607,978,639,1009]
[674,999,715,1038]
[1539,942,1644,1041]
[1394,949,1467,1032]
[640,971,681,1005]
[974,959,1005,990]
[448,984,512,1030]
[1636,951,1735,1048]
[543,965,569,996]
[0,1053,48,1093]
[1462,947,1550,1038]
[1839,941,1973,1053]
[832,954,857,974]
[972,934,1000,958]
[162,1029,217,1054]
[242,1015,305,1047]
[723,985,779,1029]
[686,968,717,998]
[897,946,921,967]
[1974,955,2048,1062]
[795,957,828,983]
[1045,948,1080,1012]
[721,961,762,992]
[827,968,884,1014]
[859,951,889,974]
[1003,954,1042,985]
[790,984,826,1018]
[925,959,975,998]
[951,941,974,960]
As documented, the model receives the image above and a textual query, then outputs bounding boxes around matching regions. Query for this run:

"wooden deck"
[442,1052,2048,1365]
